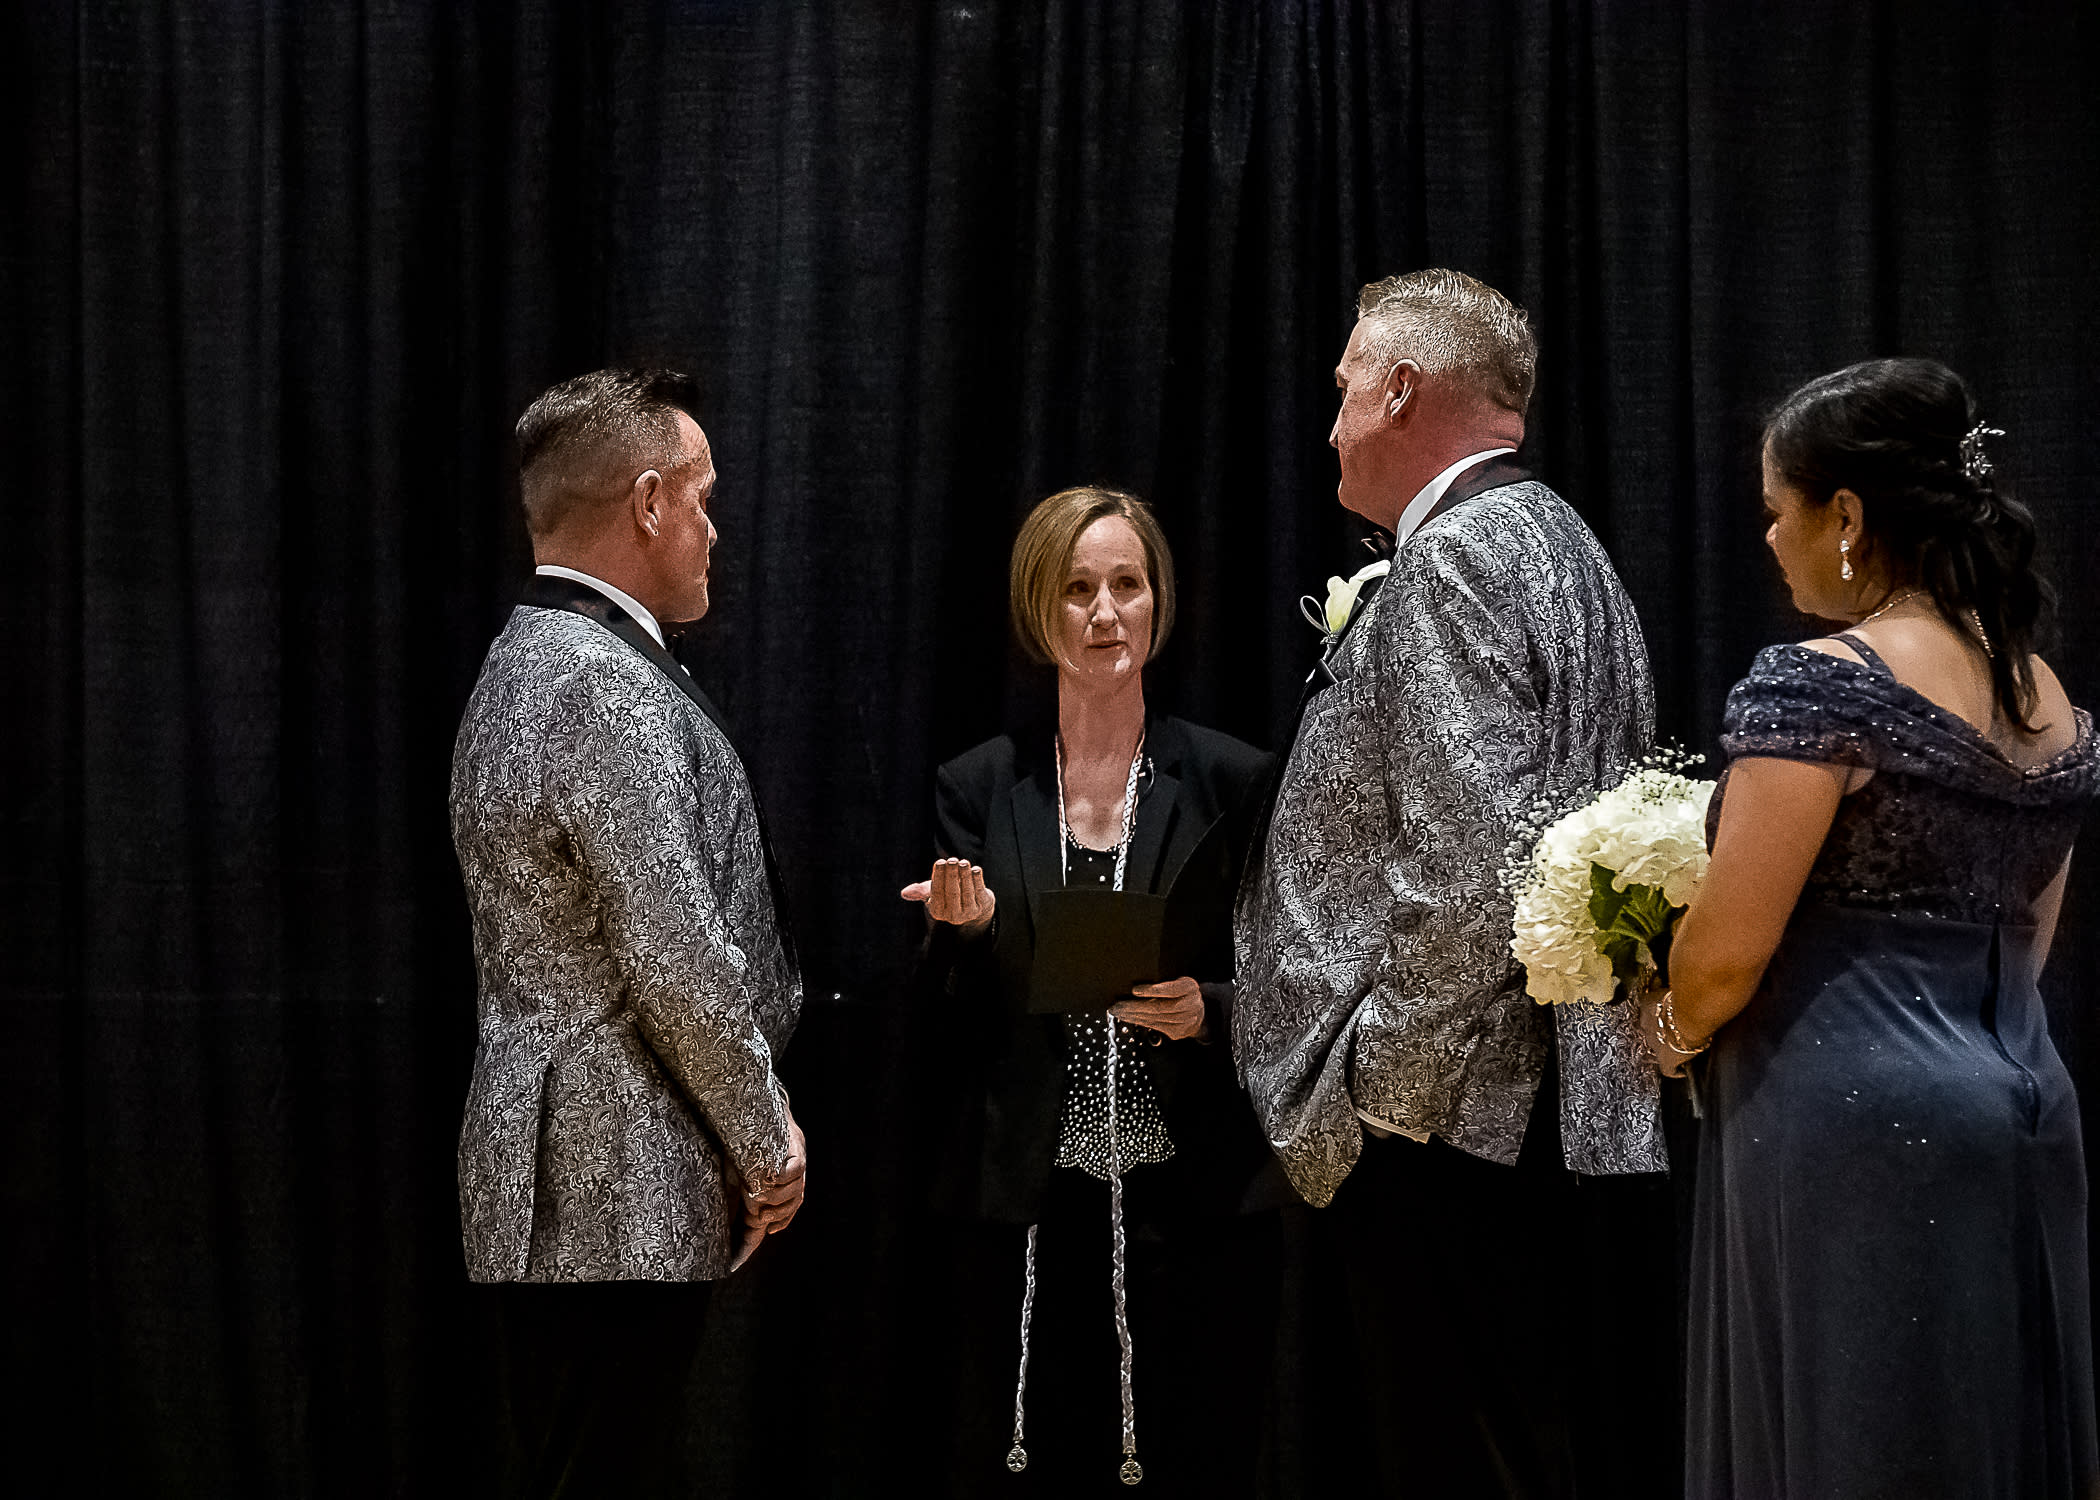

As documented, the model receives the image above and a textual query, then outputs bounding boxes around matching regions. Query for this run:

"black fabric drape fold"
[5,2,2097,1495]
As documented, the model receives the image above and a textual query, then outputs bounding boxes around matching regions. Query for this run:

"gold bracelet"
[1655,989,1710,1057]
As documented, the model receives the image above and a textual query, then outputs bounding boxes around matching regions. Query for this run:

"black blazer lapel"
[1125,768,1182,895]
[1008,768,1065,933]
[1009,721,1188,902]
[1130,715,1210,895]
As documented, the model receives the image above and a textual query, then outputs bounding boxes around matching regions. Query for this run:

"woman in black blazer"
[902,487,1279,1498]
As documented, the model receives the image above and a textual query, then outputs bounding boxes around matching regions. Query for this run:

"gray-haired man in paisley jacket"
[451,368,805,1497]
[1234,272,1672,1498]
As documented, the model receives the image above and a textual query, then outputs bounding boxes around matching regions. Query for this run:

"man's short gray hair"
[514,367,702,539]
[1355,269,1537,415]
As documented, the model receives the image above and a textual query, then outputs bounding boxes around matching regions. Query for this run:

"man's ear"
[631,468,665,539]
[1382,359,1420,423]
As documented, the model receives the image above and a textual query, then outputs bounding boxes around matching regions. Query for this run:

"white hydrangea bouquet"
[1504,754,1716,1005]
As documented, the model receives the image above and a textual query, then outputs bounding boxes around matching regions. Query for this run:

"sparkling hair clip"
[1960,421,2005,482]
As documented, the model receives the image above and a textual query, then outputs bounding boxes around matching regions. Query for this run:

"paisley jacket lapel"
[520,572,799,977]
[523,573,735,737]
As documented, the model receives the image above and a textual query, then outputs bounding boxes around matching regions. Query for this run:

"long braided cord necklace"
[1007,730,1148,1487]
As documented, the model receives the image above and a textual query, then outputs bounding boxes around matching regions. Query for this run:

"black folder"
[1026,892,1183,1014]
[1024,811,1231,1015]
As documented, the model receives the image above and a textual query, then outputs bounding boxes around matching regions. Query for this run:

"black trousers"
[936,1168,1284,1499]
[486,1280,714,1500]
[1313,1110,1678,1499]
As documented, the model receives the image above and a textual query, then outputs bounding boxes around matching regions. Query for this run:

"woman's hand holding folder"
[1113,977,1207,1042]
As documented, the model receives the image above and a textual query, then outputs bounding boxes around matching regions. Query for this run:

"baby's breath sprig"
[1637,744,1706,776]
[1501,790,1571,905]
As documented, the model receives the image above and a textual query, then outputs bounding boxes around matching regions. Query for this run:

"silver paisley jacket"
[1234,479,1665,1207]
[451,604,799,1281]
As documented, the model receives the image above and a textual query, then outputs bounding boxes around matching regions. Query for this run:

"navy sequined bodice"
[1711,640,2100,923]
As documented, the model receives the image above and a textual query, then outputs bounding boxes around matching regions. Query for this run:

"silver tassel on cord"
[1007,1225,1038,1472]
[1106,1012,1143,1485]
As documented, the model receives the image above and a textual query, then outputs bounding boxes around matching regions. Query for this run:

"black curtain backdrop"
[6,2,2099,1495]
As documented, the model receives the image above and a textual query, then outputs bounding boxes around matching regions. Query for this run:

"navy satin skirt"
[1687,903,2097,1499]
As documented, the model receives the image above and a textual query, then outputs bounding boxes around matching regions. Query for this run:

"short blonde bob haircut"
[1009,486,1177,667]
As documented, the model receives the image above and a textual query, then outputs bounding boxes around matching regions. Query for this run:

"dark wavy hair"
[1764,357,2054,732]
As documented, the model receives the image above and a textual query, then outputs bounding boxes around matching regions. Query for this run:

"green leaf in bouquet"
[1588,863,1686,989]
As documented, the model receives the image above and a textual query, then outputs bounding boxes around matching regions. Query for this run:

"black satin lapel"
[1416,456,1535,532]
[522,574,734,739]
[1159,802,1232,898]
[1126,771,1181,895]
[1009,770,1065,916]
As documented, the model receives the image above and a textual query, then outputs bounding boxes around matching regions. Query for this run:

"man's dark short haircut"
[514,367,702,539]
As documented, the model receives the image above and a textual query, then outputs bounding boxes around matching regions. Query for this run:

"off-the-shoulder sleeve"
[1720,645,1887,768]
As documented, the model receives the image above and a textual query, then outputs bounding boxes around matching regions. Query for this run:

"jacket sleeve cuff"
[1198,981,1234,1046]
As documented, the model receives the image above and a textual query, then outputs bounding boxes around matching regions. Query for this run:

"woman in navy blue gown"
[1645,357,2100,1498]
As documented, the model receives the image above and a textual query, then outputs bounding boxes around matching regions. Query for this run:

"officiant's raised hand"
[1114,977,1208,1042]
[900,856,997,937]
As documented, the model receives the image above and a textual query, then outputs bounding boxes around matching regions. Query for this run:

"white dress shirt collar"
[533,564,666,647]
[1391,447,1518,547]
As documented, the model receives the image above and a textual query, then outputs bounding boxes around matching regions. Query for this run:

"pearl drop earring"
[1839,538,1853,582]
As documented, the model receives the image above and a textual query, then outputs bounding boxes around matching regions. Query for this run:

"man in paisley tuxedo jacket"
[1234,272,1672,1497]
[451,368,806,1497]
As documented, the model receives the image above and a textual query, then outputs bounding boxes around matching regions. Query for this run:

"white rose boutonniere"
[1320,559,1390,636]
